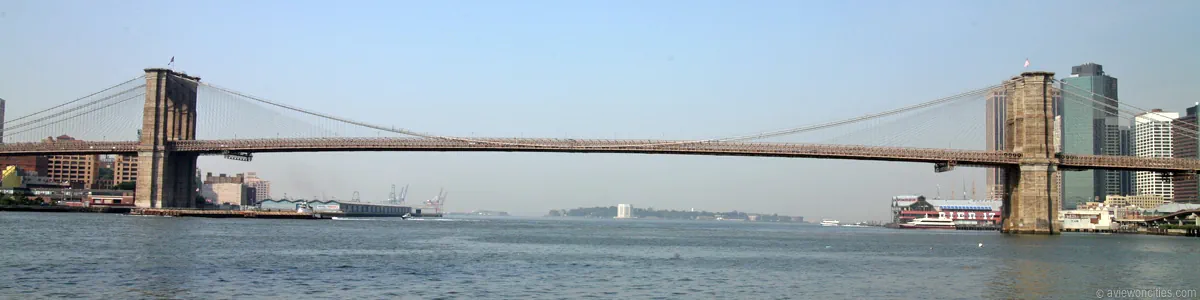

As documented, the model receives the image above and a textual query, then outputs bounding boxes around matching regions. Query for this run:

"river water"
[1,212,1197,299]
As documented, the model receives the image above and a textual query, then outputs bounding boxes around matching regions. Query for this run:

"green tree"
[98,167,114,181]
[113,181,136,190]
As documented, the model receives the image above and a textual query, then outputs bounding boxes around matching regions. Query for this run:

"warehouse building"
[258,199,419,217]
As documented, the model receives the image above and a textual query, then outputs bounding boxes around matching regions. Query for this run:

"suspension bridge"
[2,68,1198,234]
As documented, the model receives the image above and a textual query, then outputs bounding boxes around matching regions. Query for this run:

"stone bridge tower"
[134,68,200,208]
[1001,71,1061,234]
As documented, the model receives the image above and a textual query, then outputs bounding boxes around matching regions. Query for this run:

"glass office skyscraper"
[1060,63,1123,209]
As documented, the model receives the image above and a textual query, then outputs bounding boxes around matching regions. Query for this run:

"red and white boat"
[899,217,957,230]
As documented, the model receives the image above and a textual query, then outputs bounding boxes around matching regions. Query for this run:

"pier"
[131,208,342,219]
[954,224,1001,231]
[0,205,133,214]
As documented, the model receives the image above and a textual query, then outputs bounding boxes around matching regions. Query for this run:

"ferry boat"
[899,217,956,230]
[820,219,840,226]
[296,202,314,214]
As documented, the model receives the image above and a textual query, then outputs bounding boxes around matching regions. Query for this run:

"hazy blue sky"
[2,0,1198,220]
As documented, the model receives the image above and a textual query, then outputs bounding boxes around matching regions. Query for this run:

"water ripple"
[1,212,1197,299]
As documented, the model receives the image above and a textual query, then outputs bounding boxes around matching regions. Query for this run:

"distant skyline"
[2,0,1199,220]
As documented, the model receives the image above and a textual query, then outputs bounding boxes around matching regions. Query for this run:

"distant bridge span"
[0,138,1016,166]
[3,137,1197,173]
[173,138,1020,166]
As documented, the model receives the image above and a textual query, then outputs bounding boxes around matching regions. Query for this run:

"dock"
[131,208,342,219]
[1061,228,1116,233]
[954,224,1001,231]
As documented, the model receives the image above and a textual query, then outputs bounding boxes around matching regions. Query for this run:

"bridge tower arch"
[134,68,200,208]
[1001,71,1061,234]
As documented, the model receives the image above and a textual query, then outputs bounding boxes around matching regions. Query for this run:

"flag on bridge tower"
[1023,58,1029,68]
[168,56,175,67]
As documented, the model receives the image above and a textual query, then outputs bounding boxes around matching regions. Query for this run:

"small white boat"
[296,203,313,214]
[899,217,957,230]
[820,219,840,227]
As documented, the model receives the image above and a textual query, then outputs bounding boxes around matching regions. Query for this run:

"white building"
[244,172,272,201]
[1058,202,1116,231]
[1134,110,1180,201]
[616,204,633,219]
[1059,208,1115,231]
[202,182,252,206]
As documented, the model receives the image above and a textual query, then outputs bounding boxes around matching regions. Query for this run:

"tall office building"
[43,135,101,188]
[113,154,139,184]
[1134,110,1179,201]
[1173,104,1200,203]
[985,88,1007,200]
[1101,123,1129,197]
[244,172,272,201]
[1060,63,1121,209]
[1119,126,1136,195]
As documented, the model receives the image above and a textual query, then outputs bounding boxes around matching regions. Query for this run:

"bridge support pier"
[1001,72,1060,234]
[135,68,200,208]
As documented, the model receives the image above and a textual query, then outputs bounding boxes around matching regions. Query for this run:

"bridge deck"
[171,138,1020,166]
[0,138,1196,172]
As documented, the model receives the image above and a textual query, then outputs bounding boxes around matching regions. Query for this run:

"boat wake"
[332,217,378,221]
[123,214,173,218]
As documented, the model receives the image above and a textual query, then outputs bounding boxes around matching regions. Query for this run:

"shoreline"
[3,208,1195,237]
[0,205,132,214]
[1,206,442,220]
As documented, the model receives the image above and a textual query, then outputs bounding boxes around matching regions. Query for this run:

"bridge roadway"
[0,137,1196,173]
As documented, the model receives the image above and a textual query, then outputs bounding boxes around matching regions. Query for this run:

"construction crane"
[388,185,397,203]
[388,184,409,204]
[400,185,408,204]
[424,188,447,214]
